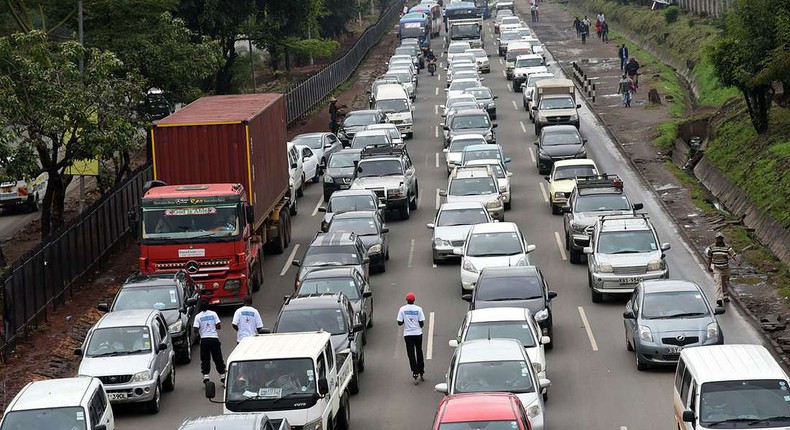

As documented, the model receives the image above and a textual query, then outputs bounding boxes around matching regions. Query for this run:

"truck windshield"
[355,160,403,177]
[226,359,316,406]
[540,96,575,110]
[0,407,88,430]
[699,380,790,427]
[142,205,240,240]
[450,24,481,39]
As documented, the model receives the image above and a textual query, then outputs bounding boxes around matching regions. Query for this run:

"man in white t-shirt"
[396,292,426,382]
[232,296,264,343]
[193,300,226,384]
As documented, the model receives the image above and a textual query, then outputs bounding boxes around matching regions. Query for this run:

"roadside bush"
[665,6,680,24]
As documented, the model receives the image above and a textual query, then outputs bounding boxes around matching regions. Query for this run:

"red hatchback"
[432,392,532,430]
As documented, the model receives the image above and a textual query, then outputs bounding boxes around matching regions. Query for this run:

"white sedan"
[295,144,321,183]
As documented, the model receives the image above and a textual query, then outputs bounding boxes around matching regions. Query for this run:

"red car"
[432,392,532,430]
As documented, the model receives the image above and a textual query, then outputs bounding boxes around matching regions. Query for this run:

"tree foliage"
[0,31,145,237]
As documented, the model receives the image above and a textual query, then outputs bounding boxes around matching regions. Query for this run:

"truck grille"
[99,375,133,385]
[547,116,571,123]
[662,336,699,346]
[612,265,647,275]
[155,259,230,270]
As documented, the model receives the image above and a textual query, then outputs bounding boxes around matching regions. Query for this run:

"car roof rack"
[360,146,406,159]
[450,164,493,178]
[575,174,623,191]
[599,213,648,223]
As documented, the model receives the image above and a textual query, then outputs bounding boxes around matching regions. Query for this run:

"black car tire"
[177,332,193,364]
[551,204,560,215]
[349,362,360,394]
[591,287,603,303]
[636,353,648,371]
[401,200,411,220]
[336,393,351,429]
[545,326,554,350]
[163,366,176,392]
[626,333,634,351]
[145,383,161,414]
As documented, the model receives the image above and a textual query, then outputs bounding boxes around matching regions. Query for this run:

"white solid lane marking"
[498,58,503,65]
[554,231,567,261]
[426,312,436,360]
[578,306,599,351]
[435,126,439,138]
[435,87,439,96]
[520,121,527,133]
[434,104,438,115]
[437,73,441,81]
[435,152,440,168]
[528,147,536,163]
[280,244,301,276]
[311,195,323,216]
[502,70,507,78]
[512,100,518,110]
[620,427,628,430]
[538,182,549,203]
[435,188,441,210]
[407,238,416,268]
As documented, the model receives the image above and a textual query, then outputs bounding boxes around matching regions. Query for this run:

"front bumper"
[635,337,722,365]
[196,277,246,306]
[104,378,159,404]
[589,269,669,293]
[392,122,413,134]
[0,196,26,207]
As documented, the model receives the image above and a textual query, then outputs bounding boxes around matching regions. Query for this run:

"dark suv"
[274,293,365,394]
[97,271,199,363]
[292,232,370,289]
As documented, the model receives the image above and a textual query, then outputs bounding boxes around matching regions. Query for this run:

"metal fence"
[0,0,404,362]
[285,0,405,124]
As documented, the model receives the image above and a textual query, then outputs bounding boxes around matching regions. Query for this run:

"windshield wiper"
[271,391,314,405]
[89,351,126,358]
[610,250,643,254]
[747,416,790,426]
[660,312,707,319]
[487,297,529,301]
[706,418,777,427]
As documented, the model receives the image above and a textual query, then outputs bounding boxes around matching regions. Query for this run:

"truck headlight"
[132,370,152,382]
[324,175,334,183]
[647,260,664,271]
[534,309,549,322]
[638,325,653,343]
[597,262,613,273]
[706,322,719,341]
[368,244,382,254]
[225,279,241,291]
[554,192,565,198]
[462,259,477,273]
[168,320,183,334]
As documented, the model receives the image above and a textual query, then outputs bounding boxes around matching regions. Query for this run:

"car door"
[537,267,551,314]
[356,237,370,279]
[624,287,640,341]
[301,147,318,179]
[324,134,340,163]
[354,270,372,323]
[403,155,416,195]
[375,213,389,255]
[154,316,170,377]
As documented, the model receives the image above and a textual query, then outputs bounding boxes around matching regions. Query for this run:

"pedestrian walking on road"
[572,17,581,38]
[618,74,633,107]
[328,97,339,135]
[530,3,537,22]
[601,21,609,43]
[596,12,605,23]
[194,300,226,384]
[595,19,602,40]
[706,232,739,307]
[534,4,539,22]
[625,57,640,89]
[580,20,589,44]
[232,296,264,344]
[618,44,629,71]
[397,292,426,383]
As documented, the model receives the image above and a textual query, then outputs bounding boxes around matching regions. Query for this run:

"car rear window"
[476,276,543,301]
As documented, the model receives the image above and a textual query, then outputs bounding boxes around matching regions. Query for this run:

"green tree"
[0,0,74,36]
[0,31,145,237]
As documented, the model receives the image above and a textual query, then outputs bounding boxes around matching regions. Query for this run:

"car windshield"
[449,44,470,54]
[553,165,597,180]
[449,177,498,196]
[439,422,520,430]
[351,135,390,149]
[699,380,790,427]
[450,64,477,73]
[516,58,542,67]
[277,308,347,335]
[453,55,476,63]
[450,81,481,92]
[466,88,493,99]
[477,275,543,301]
[453,72,479,80]
[542,131,581,146]
[467,49,487,58]
[463,150,501,162]
[448,97,477,108]
[356,159,403,177]
[528,76,553,88]
[113,286,180,311]
[328,153,360,168]
[597,230,657,254]
[437,208,489,226]
[466,321,537,347]
[451,115,490,129]
[379,76,402,84]
[291,134,323,150]
[329,195,378,213]
[86,326,151,357]
[226,359,316,404]
[375,99,409,113]
[297,278,360,300]
[467,232,523,257]
[540,97,575,110]
[641,291,710,319]
[328,217,379,235]
[501,17,520,24]
[454,360,534,393]
[500,31,520,41]
[506,50,530,61]
[303,245,361,266]
[394,47,414,56]
[450,138,487,151]
[574,194,631,212]
[142,205,240,240]
[0,407,88,430]
[389,71,412,83]
[344,113,378,126]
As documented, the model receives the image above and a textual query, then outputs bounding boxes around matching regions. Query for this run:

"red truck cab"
[433,393,532,430]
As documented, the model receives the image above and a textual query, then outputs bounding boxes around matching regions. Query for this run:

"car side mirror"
[363,291,372,298]
[439,190,447,197]
[462,294,472,302]
[543,176,550,182]
[526,244,537,253]
[660,242,671,251]
[95,425,107,430]
[548,291,558,300]
[504,158,511,164]
[682,410,695,423]
[582,139,588,144]
[74,347,83,356]
[158,342,168,352]
[452,247,463,256]
[291,162,298,169]
[427,223,435,229]
[379,203,387,209]
[539,378,551,389]
[97,303,109,312]
[576,104,582,109]
[561,205,571,213]
[258,327,272,334]
[493,95,499,99]
[442,148,449,153]
[292,259,301,267]
[526,97,532,101]
[448,339,459,348]
[318,377,329,395]
[583,246,592,254]
[205,381,216,399]
[186,297,198,307]
[381,227,389,233]
[714,306,725,315]
[492,123,498,128]
[633,203,644,211]
[623,310,636,319]
[363,257,370,264]
[318,206,327,213]
[443,126,450,130]
[541,336,551,345]
[302,156,310,162]
[531,106,537,111]
[533,141,539,146]
[440,105,446,109]
[353,323,364,333]
[434,382,449,394]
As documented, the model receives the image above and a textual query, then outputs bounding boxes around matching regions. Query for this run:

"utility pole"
[249,38,256,90]
[78,0,85,213]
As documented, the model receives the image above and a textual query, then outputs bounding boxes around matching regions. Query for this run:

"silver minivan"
[76,309,175,414]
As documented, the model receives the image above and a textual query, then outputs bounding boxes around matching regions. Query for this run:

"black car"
[274,293,365,394]
[337,109,388,146]
[464,266,558,348]
[534,125,588,175]
[292,232,370,289]
[97,271,199,363]
[325,211,389,273]
[323,149,363,201]
[319,189,385,232]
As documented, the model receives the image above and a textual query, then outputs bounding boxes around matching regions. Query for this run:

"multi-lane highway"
[115,14,764,430]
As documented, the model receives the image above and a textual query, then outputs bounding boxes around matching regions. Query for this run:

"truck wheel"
[252,247,264,292]
[283,212,292,248]
[401,201,411,220]
[268,213,287,255]
[409,185,418,210]
[336,393,351,430]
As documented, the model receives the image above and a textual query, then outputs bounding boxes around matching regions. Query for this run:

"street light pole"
[78,0,85,213]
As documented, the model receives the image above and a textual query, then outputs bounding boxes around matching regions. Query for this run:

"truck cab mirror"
[97,303,109,312]
[576,104,582,109]
[682,410,695,423]
[246,205,255,224]
[318,377,329,395]
[290,162,298,169]
[205,381,216,399]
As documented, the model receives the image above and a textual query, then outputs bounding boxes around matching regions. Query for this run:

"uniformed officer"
[705,232,738,306]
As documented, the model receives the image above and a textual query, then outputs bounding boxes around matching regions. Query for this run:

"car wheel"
[145,382,161,414]
[358,349,366,373]
[401,200,411,220]
[367,311,373,328]
[407,132,414,139]
[336,393,351,429]
[409,185,418,210]
[289,195,298,216]
[545,326,554,350]
[636,353,648,371]
[551,204,560,215]
[379,261,386,273]
[296,175,305,197]
[323,190,332,202]
[543,390,548,402]
[163,366,176,392]
[349,362,360,394]
[504,200,511,210]
[591,287,603,303]
[535,125,541,135]
[178,333,193,364]
[312,168,320,183]
[569,248,582,264]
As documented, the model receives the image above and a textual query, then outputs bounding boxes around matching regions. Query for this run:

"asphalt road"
[115,17,764,430]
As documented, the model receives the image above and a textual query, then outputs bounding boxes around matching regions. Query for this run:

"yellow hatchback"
[544,159,599,214]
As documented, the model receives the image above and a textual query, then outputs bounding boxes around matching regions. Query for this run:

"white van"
[0,377,115,430]
[373,84,414,139]
[287,141,305,198]
[674,344,790,429]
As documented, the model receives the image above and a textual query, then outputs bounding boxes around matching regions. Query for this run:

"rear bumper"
[590,270,669,293]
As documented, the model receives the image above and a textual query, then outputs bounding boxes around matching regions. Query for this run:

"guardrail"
[0,0,406,363]
[571,61,596,103]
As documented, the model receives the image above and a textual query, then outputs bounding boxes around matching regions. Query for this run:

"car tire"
[543,390,548,402]
[565,231,571,250]
[535,124,541,135]
[178,333,193,364]
[401,201,411,220]
[379,261,386,273]
[336,393,351,429]
[551,204,560,215]
[504,200,511,210]
[297,175,305,197]
[145,383,161,414]
[312,169,320,183]
[407,132,414,139]
[491,113,497,120]
[569,248,582,264]
[591,287,603,303]
[409,184,419,210]
[323,190,332,203]
[349,362,360,394]
[289,195,298,216]
[636,353,648,371]
[163,366,176,392]
[545,326,554,350]
[358,349,366,373]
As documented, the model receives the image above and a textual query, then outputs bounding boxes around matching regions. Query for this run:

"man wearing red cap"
[397,292,426,382]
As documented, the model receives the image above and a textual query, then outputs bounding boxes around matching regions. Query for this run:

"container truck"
[135,94,293,306]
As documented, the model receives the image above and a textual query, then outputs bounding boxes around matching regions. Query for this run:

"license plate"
[108,392,127,401]
[668,347,683,354]
[619,277,643,284]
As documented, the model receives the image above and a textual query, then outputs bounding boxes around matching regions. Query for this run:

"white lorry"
[205,331,354,430]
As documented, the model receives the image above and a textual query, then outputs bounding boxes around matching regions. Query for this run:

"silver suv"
[350,147,419,220]
[75,309,175,414]
[440,165,504,221]
[584,214,671,303]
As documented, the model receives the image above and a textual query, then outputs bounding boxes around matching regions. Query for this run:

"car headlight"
[534,309,549,322]
[487,102,496,108]
[575,150,587,158]
[302,418,323,430]
[515,256,528,266]
[323,175,334,183]
[706,322,719,341]
[647,260,664,271]
[462,259,477,273]
[132,370,152,382]
[485,200,500,209]
[570,113,579,121]
[554,192,565,198]
[434,238,451,247]
[225,279,241,291]
[597,262,613,273]
[532,361,543,374]
[168,320,183,334]
[638,325,653,343]
[368,244,382,254]
[527,404,541,418]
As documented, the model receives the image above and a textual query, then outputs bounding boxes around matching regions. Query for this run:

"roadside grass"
[663,162,717,216]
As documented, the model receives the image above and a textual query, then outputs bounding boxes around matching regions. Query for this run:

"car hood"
[341,125,367,135]
[514,66,548,76]
[447,194,500,205]
[642,317,713,335]
[351,177,404,190]
[79,353,154,377]
[326,167,355,178]
[358,234,382,249]
[596,251,662,266]
[474,298,545,316]
[539,144,584,158]
[573,211,633,228]
[465,254,527,271]
[549,178,577,194]
[435,225,473,242]
[298,264,364,281]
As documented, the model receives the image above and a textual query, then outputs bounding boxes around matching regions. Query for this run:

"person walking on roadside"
[397,292,426,383]
[328,97,339,135]
[618,44,629,71]
[580,19,590,44]
[595,18,602,40]
[625,57,640,89]
[572,17,581,38]
[596,11,605,23]
[194,300,226,384]
[534,4,539,22]
[601,21,609,43]
[618,74,633,107]
[232,296,264,344]
[706,232,738,307]
[530,3,537,22]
